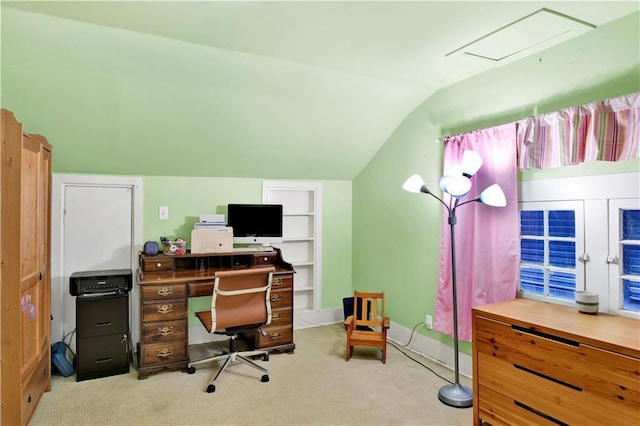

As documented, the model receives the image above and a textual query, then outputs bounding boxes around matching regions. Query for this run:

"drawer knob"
[271,294,283,302]
[272,312,282,321]
[156,262,162,268]
[157,326,174,336]
[157,304,173,314]
[272,278,283,285]
[269,331,282,340]
[157,287,173,296]
[156,347,173,358]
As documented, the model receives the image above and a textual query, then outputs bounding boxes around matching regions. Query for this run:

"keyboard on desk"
[232,246,274,252]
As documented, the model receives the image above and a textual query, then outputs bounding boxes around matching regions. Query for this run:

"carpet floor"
[30,323,472,425]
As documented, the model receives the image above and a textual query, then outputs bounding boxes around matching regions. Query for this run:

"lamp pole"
[429,195,473,408]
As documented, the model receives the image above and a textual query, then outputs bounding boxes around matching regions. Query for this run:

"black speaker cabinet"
[76,293,130,381]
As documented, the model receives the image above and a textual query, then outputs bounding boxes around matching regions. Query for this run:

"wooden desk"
[472,299,640,426]
[136,248,295,380]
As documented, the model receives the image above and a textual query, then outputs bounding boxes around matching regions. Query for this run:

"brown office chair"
[187,267,275,393]
[344,291,390,363]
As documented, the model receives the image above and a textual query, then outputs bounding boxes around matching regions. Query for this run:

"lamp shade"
[443,175,472,198]
[479,184,506,207]
[402,174,429,194]
[461,150,483,177]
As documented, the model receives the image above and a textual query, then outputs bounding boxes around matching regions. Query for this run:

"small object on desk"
[161,238,187,255]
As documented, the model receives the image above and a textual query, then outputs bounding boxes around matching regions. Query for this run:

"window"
[518,201,585,302]
[608,200,640,315]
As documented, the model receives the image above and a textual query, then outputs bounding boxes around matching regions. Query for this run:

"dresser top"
[474,298,640,357]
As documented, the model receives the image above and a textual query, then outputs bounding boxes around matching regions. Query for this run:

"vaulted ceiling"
[2,1,638,179]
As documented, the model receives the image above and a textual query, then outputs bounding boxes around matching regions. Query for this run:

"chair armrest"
[344,315,354,330]
[382,316,390,329]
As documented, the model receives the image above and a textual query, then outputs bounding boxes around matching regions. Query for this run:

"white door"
[51,175,143,352]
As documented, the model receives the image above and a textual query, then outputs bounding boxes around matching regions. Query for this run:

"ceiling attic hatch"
[446,8,596,64]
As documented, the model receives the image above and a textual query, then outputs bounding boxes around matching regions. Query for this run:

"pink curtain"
[433,123,519,342]
[518,92,640,169]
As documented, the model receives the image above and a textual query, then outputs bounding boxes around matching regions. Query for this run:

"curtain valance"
[517,92,640,170]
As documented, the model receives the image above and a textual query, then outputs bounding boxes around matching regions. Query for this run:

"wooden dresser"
[136,248,295,379]
[472,299,640,425]
[472,299,640,426]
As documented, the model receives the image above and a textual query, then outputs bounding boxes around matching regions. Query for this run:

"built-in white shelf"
[263,181,322,312]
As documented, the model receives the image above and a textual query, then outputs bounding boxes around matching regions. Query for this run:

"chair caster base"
[261,374,269,383]
[187,367,196,374]
[206,384,216,393]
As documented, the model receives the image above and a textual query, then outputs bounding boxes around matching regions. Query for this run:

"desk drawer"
[271,274,292,289]
[188,280,215,298]
[140,341,188,366]
[141,257,174,272]
[253,252,276,266]
[269,289,292,309]
[142,299,187,322]
[269,308,292,326]
[141,284,187,300]
[142,319,187,344]
[256,324,292,348]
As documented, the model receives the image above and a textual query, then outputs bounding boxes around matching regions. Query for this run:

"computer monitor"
[227,204,283,245]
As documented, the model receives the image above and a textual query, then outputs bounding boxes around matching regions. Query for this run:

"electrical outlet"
[425,314,433,329]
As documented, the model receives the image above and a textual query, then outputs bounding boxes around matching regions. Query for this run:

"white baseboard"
[188,307,471,379]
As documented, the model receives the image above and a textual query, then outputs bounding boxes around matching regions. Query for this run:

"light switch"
[158,206,169,220]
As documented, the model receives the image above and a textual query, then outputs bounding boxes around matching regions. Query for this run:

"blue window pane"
[622,209,640,240]
[520,211,543,236]
[549,240,575,267]
[549,210,575,238]
[622,280,640,312]
[549,271,575,299]
[520,267,544,294]
[521,239,544,264]
[623,244,640,275]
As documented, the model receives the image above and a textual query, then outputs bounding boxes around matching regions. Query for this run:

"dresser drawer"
[269,307,292,326]
[141,283,187,300]
[140,341,188,366]
[142,299,187,322]
[256,324,292,348]
[478,385,558,426]
[142,319,187,344]
[475,316,640,425]
[269,289,292,309]
[21,353,49,424]
[271,274,292,289]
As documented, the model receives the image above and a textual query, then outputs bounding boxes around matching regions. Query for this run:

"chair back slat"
[353,291,384,328]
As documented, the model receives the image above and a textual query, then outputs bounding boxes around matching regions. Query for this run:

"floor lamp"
[403,150,506,408]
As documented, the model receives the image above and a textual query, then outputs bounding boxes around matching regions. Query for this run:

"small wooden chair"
[344,291,390,363]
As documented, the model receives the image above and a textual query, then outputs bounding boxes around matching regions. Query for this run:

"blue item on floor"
[52,341,76,377]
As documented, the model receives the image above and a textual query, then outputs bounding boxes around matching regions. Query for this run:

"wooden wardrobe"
[1,109,52,425]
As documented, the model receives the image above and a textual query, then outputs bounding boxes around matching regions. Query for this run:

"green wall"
[352,12,640,350]
[141,176,352,323]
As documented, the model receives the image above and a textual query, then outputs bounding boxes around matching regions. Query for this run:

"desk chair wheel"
[261,374,269,383]
[207,384,215,393]
[187,366,196,374]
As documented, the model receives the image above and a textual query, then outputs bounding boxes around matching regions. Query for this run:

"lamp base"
[438,382,473,408]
